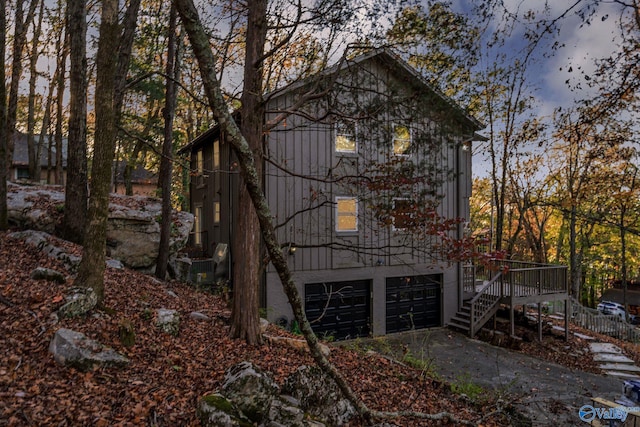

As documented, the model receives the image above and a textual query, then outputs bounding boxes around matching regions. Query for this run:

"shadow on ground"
[357,328,622,426]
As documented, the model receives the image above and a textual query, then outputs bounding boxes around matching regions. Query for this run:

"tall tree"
[0,0,7,230]
[6,0,39,175]
[228,0,268,344]
[74,0,121,303]
[156,3,180,279]
[26,0,46,181]
[63,0,89,243]
[74,0,141,304]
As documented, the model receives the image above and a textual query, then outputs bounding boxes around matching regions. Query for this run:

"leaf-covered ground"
[2,229,637,426]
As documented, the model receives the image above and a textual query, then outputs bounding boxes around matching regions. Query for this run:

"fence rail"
[570,297,640,342]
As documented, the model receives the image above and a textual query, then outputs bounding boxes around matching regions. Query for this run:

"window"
[392,198,415,230]
[213,139,220,169]
[194,205,203,246]
[393,124,411,156]
[16,168,30,180]
[213,201,220,224]
[335,120,356,153]
[196,149,204,175]
[336,197,358,232]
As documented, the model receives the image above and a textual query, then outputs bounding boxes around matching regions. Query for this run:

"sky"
[441,0,628,175]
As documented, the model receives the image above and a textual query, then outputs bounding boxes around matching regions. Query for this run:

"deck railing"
[464,259,569,336]
[570,297,640,342]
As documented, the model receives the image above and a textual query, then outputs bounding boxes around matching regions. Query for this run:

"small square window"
[392,198,415,230]
[335,121,356,153]
[336,197,358,232]
[393,124,411,156]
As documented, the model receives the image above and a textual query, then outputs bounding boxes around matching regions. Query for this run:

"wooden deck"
[454,260,569,339]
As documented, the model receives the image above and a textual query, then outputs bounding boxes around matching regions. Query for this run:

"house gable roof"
[179,48,485,154]
[265,47,484,131]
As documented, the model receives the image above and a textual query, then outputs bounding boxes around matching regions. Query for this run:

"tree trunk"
[54,28,67,186]
[569,205,580,297]
[38,72,56,183]
[156,4,179,280]
[27,0,45,181]
[63,0,88,243]
[6,0,38,176]
[228,0,268,345]
[0,0,7,230]
[74,0,120,304]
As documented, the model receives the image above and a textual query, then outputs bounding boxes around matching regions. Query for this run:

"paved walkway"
[377,328,625,426]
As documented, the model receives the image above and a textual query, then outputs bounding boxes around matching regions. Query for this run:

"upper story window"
[213,139,220,169]
[196,149,204,175]
[393,124,412,156]
[335,120,356,153]
[336,197,358,232]
[392,198,415,231]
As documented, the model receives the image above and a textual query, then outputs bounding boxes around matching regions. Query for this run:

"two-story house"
[179,49,485,339]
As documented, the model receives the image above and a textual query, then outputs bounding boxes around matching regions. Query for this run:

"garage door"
[305,280,370,340]
[386,274,441,333]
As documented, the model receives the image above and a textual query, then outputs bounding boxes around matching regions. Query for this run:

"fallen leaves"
[0,230,509,426]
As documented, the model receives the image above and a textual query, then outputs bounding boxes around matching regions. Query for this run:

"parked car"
[597,301,626,318]
[624,380,640,403]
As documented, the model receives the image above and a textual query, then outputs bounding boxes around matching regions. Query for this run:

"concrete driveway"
[377,328,624,426]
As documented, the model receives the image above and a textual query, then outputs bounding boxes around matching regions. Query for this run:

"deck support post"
[510,300,515,337]
[564,297,569,342]
[538,303,542,341]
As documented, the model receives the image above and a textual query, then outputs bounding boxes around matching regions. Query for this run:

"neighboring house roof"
[113,160,158,184]
[12,132,68,168]
[179,48,485,154]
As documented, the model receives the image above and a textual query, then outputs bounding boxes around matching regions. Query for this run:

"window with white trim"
[392,124,412,156]
[392,198,415,230]
[335,120,356,153]
[335,197,358,232]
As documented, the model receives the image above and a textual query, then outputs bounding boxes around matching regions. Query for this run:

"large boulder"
[222,361,280,422]
[283,365,356,426]
[198,362,327,427]
[6,183,194,272]
[49,328,129,371]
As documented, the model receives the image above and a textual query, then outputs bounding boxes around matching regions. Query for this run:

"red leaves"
[0,231,506,426]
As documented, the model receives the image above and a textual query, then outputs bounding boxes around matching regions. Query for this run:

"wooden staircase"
[450,273,503,336]
[451,260,569,338]
[449,301,472,334]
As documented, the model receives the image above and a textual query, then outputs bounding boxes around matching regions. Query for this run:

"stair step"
[450,316,470,326]
[448,323,470,333]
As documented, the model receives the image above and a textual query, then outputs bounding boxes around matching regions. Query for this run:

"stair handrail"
[468,271,504,336]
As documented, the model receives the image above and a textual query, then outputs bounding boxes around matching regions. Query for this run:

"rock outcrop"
[7,183,194,274]
[198,361,355,427]
[49,328,129,371]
